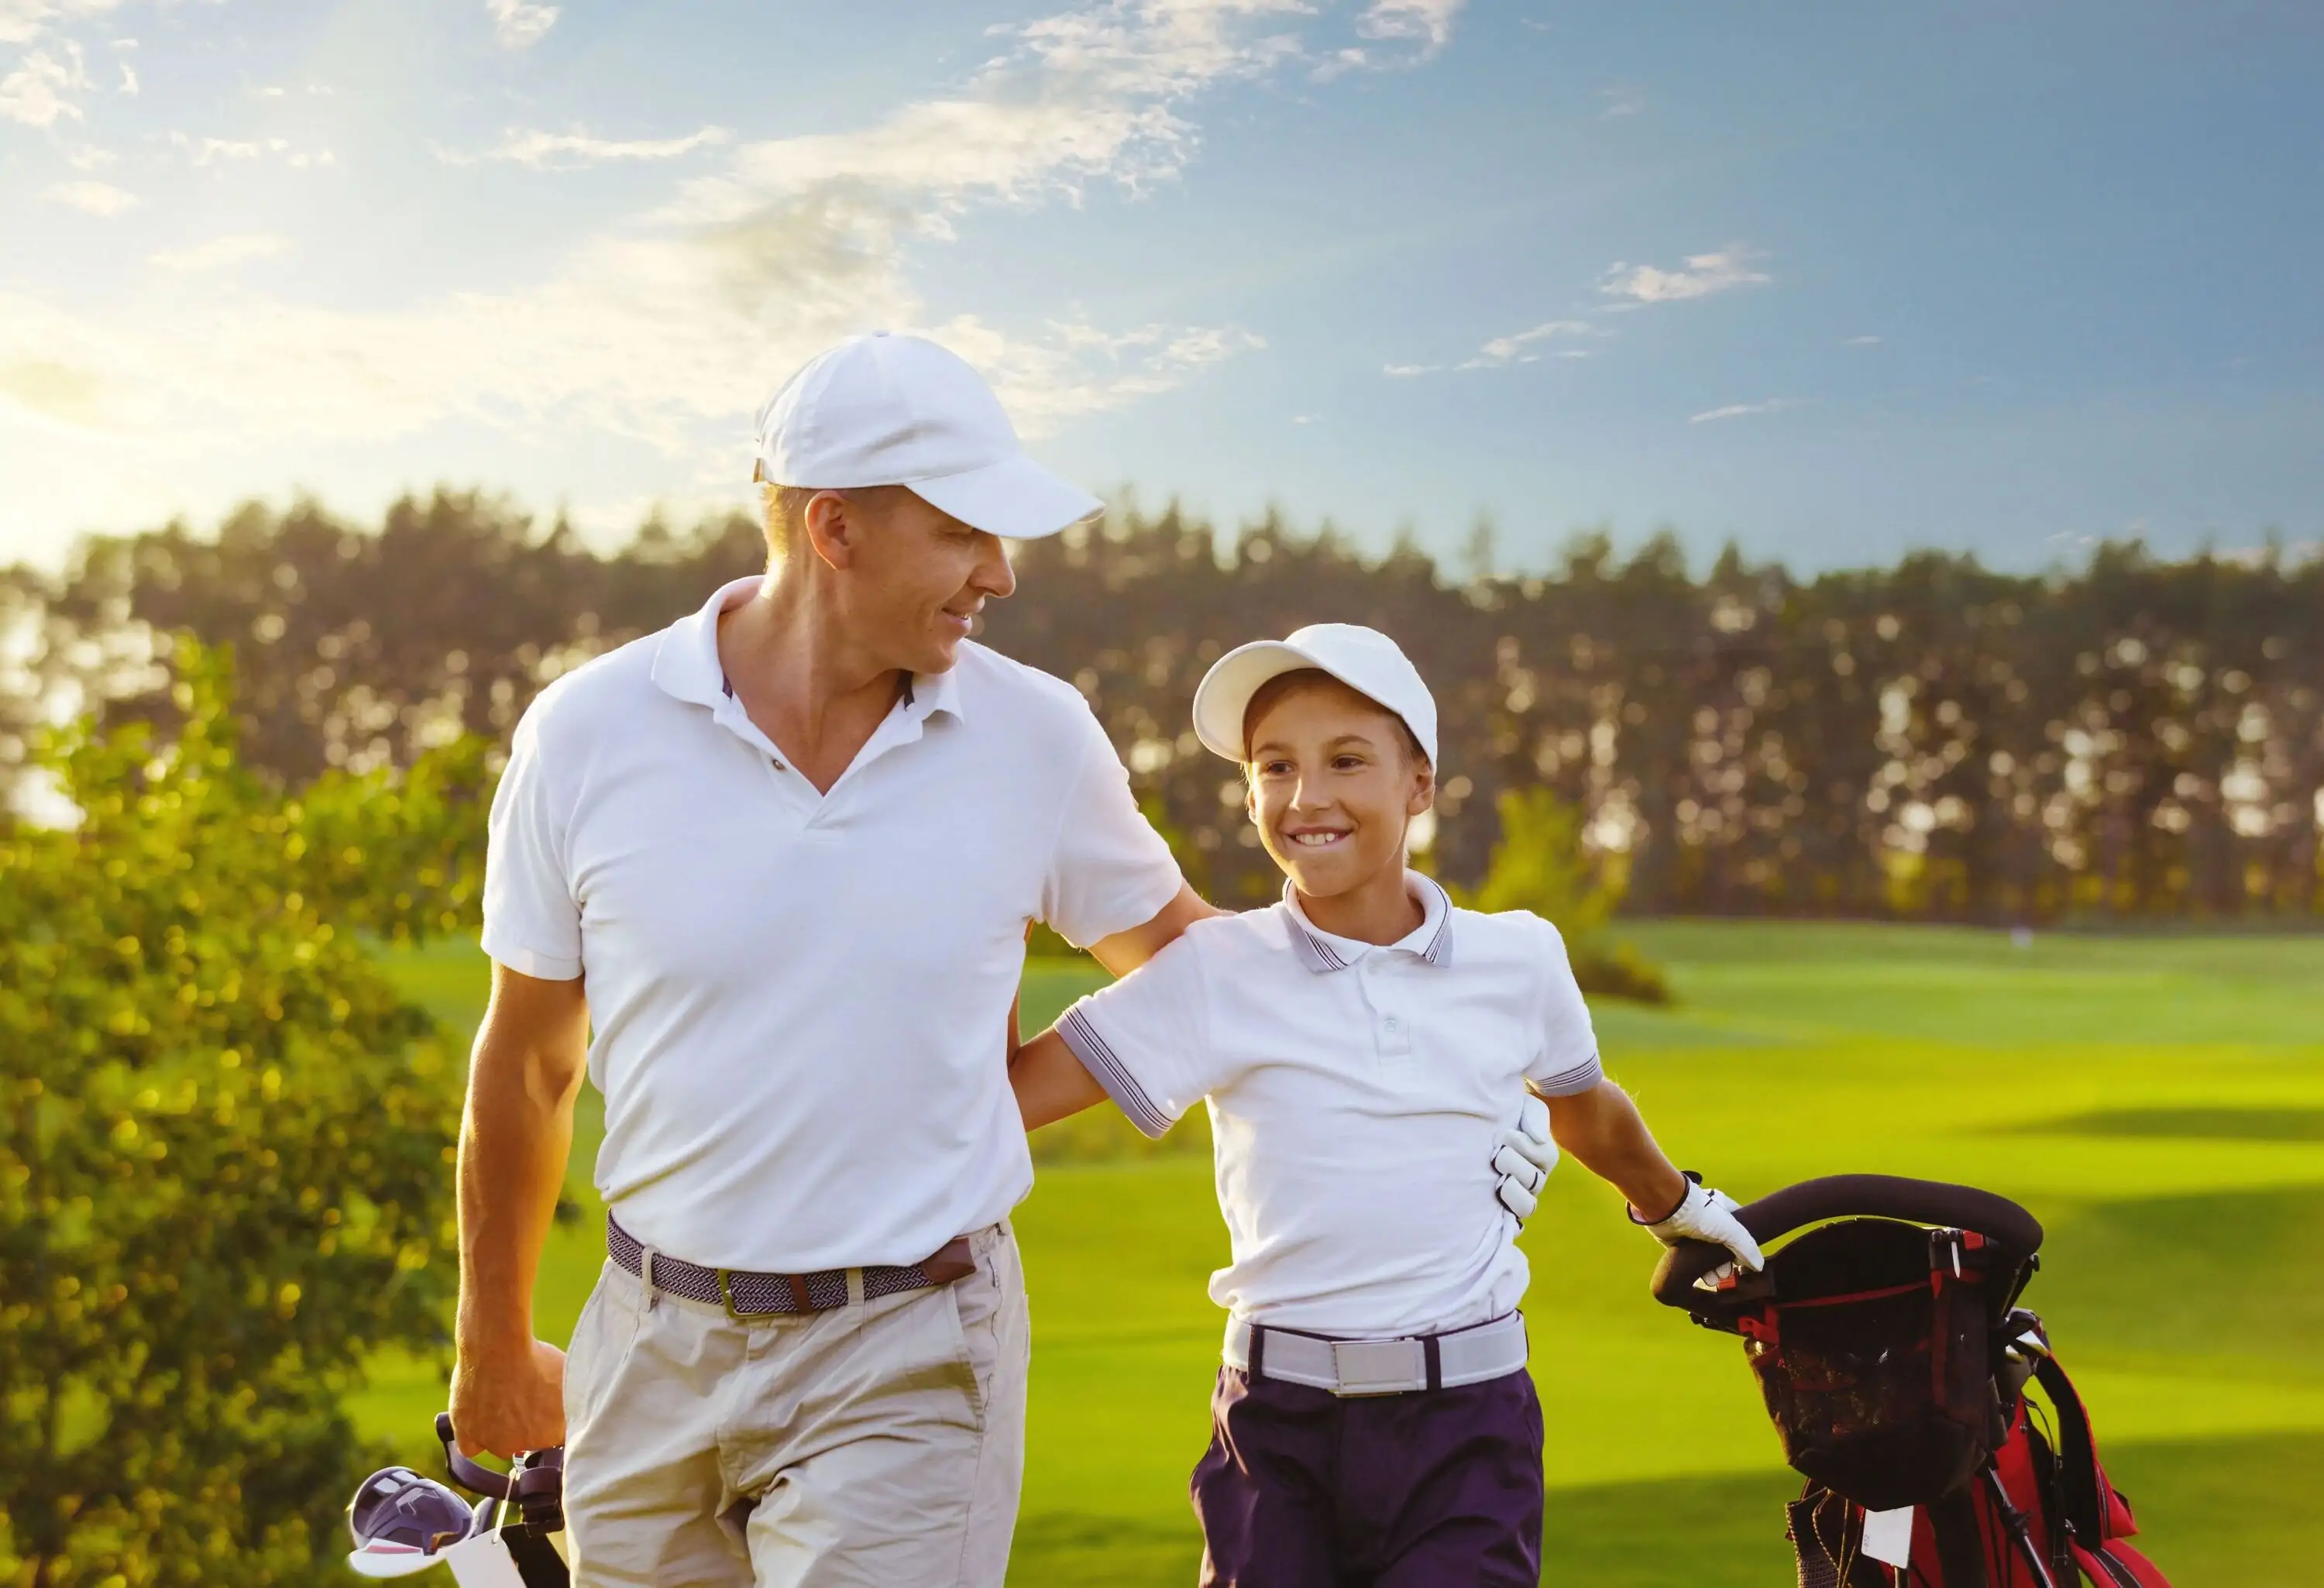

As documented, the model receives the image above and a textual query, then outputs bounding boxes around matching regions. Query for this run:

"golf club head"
[348,1465,479,1578]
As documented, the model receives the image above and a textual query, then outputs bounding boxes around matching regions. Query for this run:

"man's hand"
[1493,1095,1559,1222]
[449,1337,569,1458]
[1087,883,1222,978]
[1634,1174,1765,1276]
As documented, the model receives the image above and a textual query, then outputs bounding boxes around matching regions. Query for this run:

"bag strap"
[2029,1354,2109,1545]
[1926,1486,1991,1588]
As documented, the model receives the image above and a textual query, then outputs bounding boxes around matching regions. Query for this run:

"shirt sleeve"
[1527,917,1604,1095]
[1053,935,1221,1139]
[1039,702,1185,950]
[480,699,583,981]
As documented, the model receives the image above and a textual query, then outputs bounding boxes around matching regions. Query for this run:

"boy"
[1008,624,1762,1586]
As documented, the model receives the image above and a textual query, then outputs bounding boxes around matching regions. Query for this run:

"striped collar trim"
[1282,871,1453,974]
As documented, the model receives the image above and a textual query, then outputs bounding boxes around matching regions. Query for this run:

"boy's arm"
[1543,1078,1763,1270]
[1540,1078,1688,1218]
[1009,1026,1111,1131]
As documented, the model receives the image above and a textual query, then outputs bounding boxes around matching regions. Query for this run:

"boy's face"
[1244,681,1435,901]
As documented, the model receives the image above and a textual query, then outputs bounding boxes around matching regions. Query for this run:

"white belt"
[1222,1312,1529,1397]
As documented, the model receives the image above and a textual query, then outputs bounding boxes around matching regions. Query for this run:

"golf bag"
[1652,1175,2172,1588]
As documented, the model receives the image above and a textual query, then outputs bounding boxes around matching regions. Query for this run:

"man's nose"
[972,532,1016,600]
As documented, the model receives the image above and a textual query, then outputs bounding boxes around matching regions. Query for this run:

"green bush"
[0,642,485,1586]
[1456,787,1672,1004]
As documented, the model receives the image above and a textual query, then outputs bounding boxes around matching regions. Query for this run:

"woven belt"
[1223,1312,1528,1397]
[607,1214,976,1320]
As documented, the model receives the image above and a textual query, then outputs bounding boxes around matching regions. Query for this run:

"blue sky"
[5,0,2320,572]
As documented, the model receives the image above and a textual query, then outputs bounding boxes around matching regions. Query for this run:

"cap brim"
[1191,640,1337,762]
[907,455,1103,541]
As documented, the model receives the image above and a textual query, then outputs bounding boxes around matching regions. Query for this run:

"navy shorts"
[1191,1365,1545,1587]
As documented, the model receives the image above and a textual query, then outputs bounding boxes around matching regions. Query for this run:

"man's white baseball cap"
[1191,624,1439,766]
[754,332,1104,540]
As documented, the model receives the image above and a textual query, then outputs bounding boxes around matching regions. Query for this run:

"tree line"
[5,490,2319,922]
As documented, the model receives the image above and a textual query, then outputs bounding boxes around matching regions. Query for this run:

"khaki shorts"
[560,1222,1030,1588]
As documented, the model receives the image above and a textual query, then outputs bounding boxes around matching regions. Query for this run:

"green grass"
[358,924,2324,1585]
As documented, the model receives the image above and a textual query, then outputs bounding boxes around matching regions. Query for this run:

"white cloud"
[1383,363,1439,376]
[2,0,1352,483]
[1689,397,1795,424]
[447,123,734,170]
[170,130,335,168]
[1459,318,1592,369]
[486,0,557,50]
[112,54,129,93]
[149,233,295,272]
[0,41,86,125]
[0,0,120,48]
[41,177,133,214]
[1357,0,1463,53]
[1599,83,1645,119]
[1845,334,1881,345]
[1600,248,1769,305]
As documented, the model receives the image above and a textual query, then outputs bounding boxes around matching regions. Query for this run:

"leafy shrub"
[1457,787,1672,1004]
[0,643,484,1586]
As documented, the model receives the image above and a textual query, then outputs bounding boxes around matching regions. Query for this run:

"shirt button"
[1384,1016,1401,1032]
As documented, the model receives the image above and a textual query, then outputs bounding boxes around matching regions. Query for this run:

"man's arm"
[1541,1078,1689,1220]
[1086,882,1221,978]
[449,963,590,1458]
[1009,1027,1110,1131]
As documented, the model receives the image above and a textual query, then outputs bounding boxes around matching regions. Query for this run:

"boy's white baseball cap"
[753,332,1104,539]
[1192,624,1438,765]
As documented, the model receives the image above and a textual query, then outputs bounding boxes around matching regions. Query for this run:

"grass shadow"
[2020,1106,2324,1142]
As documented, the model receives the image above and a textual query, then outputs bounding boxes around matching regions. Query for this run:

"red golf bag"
[1653,1175,2173,1588]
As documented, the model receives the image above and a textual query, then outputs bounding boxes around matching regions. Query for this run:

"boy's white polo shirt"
[1057,874,1604,1338]
[481,577,1181,1273]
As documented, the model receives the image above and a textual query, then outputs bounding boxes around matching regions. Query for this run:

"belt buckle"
[1330,1337,1425,1397]
[717,1268,786,1322]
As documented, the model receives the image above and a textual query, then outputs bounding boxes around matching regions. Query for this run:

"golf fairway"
[352,923,2324,1585]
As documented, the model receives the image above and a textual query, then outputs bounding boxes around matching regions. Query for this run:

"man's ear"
[800,489,858,572]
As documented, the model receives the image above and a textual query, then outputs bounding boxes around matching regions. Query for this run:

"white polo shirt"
[482,577,1181,1272]
[1056,874,1603,1338]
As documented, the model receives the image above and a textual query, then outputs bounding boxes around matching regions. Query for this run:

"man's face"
[1244,681,1434,902]
[829,486,1017,674]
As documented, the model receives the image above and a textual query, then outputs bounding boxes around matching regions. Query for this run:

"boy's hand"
[1493,1095,1558,1222]
[1633,1174,1765,1274]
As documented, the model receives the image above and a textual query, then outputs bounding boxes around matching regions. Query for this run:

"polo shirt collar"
[1282,870,1453,973]
[650,576,964,723]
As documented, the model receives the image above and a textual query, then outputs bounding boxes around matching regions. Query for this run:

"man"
[449,332,1211,1587]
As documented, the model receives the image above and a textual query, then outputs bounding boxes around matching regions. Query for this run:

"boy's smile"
[1244,678,1435,944]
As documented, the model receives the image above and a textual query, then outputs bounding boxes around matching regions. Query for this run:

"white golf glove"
[1493,1095,1559,1223]
[1633,1173,1765,1276]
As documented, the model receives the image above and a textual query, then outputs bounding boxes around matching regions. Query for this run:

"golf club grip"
[1651,1174,2044,1308]
[435,1411,516,1500]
